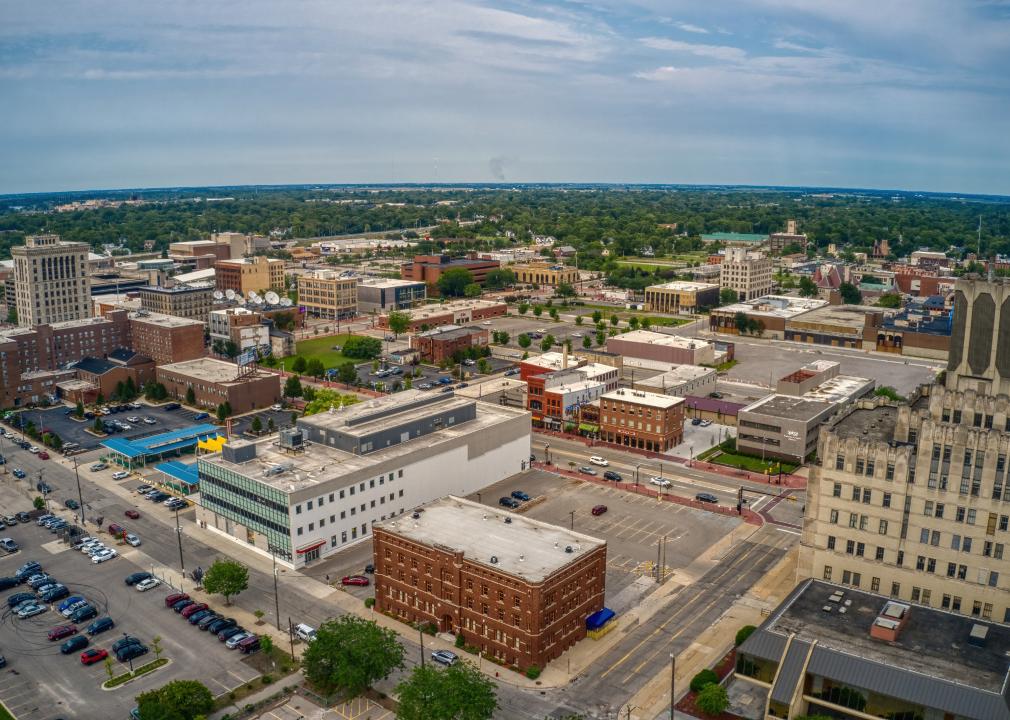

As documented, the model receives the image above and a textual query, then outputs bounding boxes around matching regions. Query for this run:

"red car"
[591,504,608,516]
[180,602,208,619]
[81,648,108,665]
[48,625,78,641]
[341,575,370,587]
[124,509,140,519]
[37,451,49,460]
[164,593,189,608]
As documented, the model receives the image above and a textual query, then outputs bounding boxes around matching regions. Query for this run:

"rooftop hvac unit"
[278,428,304,450]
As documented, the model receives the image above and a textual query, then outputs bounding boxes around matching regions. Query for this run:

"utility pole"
[0,432,6,475]
[661,534,667,583]
[288,617,296,661]
[174,505,185,573]
[656,538,662,584]
[272,548,282,630]
[670,653,676,720]
[569,510,575,531]
[419,627,425,667]
[73,457,85,527]
[38,469,49,512]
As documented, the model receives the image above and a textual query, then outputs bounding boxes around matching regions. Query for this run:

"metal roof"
[101,424,222,459]
[770,639,811,705]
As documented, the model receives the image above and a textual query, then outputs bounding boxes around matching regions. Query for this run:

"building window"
[832,482,842,497]
[823,566,832,581]
[829,509,838,524]
[827,536,836,550]
[297,527,303,536]
[875,547,884,561]
[295,505,302,515]
[871,577,880,592]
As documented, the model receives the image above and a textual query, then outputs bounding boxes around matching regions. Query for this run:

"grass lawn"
[710,451,798,475]
[0,703,13,720]
[280,334,359,371]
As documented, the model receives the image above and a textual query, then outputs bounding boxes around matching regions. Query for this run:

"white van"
[295,623,317,642]
[589,456,609,467]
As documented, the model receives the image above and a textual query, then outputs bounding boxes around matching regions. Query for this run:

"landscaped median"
[101,658,170,690]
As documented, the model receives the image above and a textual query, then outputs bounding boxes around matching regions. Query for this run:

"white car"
[126,416,140,423]
[92,549,118,564]
[589,456,609,467]
[482,320,492,325]
[3,432,13,439]
[271,404,283,411]
[143,417,156,425]
[135,577,160,592]
[28,446,40,454]
[649,476,672,488]
[118,423,132,430]
[125,533,141,547]
[81,541,105,554]
[112,471,130,480]
[86,544,108,556]
[225,631,253,649]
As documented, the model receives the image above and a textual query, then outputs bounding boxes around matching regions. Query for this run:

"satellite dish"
[250,293,261,305]
[213,290,224,300]
[247,290,257,300]
[280,297,293,307]
[265,291,280,305]
[236,296,246,306]
[225,289,236,300]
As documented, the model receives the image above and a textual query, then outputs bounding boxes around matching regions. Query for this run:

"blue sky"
[2,0,1009,194]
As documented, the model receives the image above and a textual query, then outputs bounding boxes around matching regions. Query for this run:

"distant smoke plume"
[489,155,510,181]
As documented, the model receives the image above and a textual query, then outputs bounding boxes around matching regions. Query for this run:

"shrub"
[695,683,729,716]
[690,669,719,693]
[262,674,273,685]
[364,597,375,609]
[525,665,541,679]
[735,625,757,646]
[455,633,465,648]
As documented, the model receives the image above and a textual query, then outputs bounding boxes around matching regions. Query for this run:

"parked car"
[59,596,86,614]
[112,636,143,653]
[237,635,261,654]
[192,412,210,421]
[92,549,118,564]
[37,451,49,460]
[0,538,18,553]
[589,455,609,466]
[80,648,109,665]
[431,650,458,666]
[2,516,16,527]
[41,585,70,602]
[47,624,78,641]
[135,578,160,592]
[181,602,209,619]
[117,642,148,662]
[125,572,152,586]
[17,602,47,618]
[124,533,141,547]
[15,512,29,523]
[164,593,189,608]
[603,470,623,482]
[126,416,140,423]
[64,499,79,510]
[188,609,214,625]
[700,419,713,427]
[510,490,530,502]
[0,577,18,591]
[225,631,253,648]
[124,509,140,519]
[341,575,370,587]
[578,466,597,476]
[12,469,25,479]
[15,560,41,577]
[294,623,317,642]
[164,402,181,410]
[86,617,115,635]
[107,523,125,536]
[90,463,108,472]
[591,504,608,516]
[695,492,719,504]
[691,417,702,426]
[649,476,672,488]
[112,471,130,480]
[171,599,195,613]
[7,591,36,608]
[498,496,520,509]
[60,635,89,654]
[143,417,156,425]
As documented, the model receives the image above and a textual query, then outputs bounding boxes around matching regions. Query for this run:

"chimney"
[562,344,569,370]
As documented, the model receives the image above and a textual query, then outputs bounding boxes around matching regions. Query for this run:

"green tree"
[93,417,104,433]
[734,311,749,334]
[798,276,818,297]
[284,375,303,398]
[477,358,490,374]
[292,356,308,373]
[877,292,902,308]
[387,311,411,338]
[437,268,475,297]
[591,310,602,323]
[268,417,276,432]
[839,282,862,305]
[695,683,729,716]
[485,268,516,290]
[185,386,196,405]
[306,358,326,378]
[556,282,577,298]
[495,330,510,345]
[337,361,358,384]
[341,336,383,359]
[223,340,239,359]
[151,635,163,662]
[719,287,738,305]
[735,625,757,646]
[259,634,273,654]
[874,386,902,401]
[517,333,531,349]
[610,314,619,326]
[216,404,228,423]
[33,496,45,510]
[303,389,359,415]
[595,330,605,346]
[691,669,719,692]
[464,283,483,298]
[202,559,249,606]
[540,334,555,352]
[136,679,214,720]
[628,316,640,330]
[574,315,583,326]
[549,307,559,320]
[395,660,498,720]
[74,401,85,418]
[582,335,591,349]
[532,305,543,317]
[250,416,263,433]
[303,616,405,697]
[517,302,529,315]
[640,316,652,330]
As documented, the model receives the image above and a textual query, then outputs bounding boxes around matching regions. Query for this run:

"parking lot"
[351,356,516,390]
[466,468,743,613]
[0,512,260,720]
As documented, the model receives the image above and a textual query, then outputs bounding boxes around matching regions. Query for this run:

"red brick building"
[599,388,685,451]
[129,313,206,365]
[373,496,606,672]
[400,254,500,294]
[410,326,488,363]
[157,357,281,414]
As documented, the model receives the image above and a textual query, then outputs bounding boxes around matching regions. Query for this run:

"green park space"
[279,334,358,371]
[701,447,798,475]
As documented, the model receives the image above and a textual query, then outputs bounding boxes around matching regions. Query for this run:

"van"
[107,523,125,537]
[295,623,317,642]
[238,635,260,654]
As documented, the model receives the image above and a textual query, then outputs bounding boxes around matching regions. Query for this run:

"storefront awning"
[578,423,599,433]
[296,541,326,554]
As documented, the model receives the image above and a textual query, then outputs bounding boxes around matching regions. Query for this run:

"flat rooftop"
[786,303,881,330]
[609,329,713,350]
[200,400,528,493]
[130,311,204,328]
[602,389,683,408]
[139,285,212,295]
[375,496,605,583]
[742,394,834,421]
[801,375,874,404]
[717,295,828,319]
[416,325,486,340]
[831,405,899,443]
[763,579,1010,694]
[358,277,425,288]
[644,280,718,292]
[400,299,505,320]
[159,357,274,385]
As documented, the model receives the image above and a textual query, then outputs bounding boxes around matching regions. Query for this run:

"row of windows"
[295,490,404,534]
[293,471,403,514]
[199,473,288,515]
[834,456,896,480]
[824,536,1001,588]
[202,492,289,538]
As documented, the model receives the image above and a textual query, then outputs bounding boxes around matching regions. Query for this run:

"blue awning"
[101,423,221,459]
[586,608,615,630]
[155,460,200,486]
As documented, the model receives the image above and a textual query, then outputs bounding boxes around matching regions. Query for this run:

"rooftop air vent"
[490,556,499,564]
[519,554,524,562]
[412,512,420,519]
[504,517,512,524]
[565,545,573,553]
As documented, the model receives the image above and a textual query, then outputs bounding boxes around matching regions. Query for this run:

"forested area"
[1,185,1007,264]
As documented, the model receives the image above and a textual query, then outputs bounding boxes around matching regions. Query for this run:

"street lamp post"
[419,627,425,668]
[669,653,676,720]
[689,444,694,468]
[72,457,85,527]
[569,510,574,531]
[544,443,551,465]
[271,547,282,631]
[174,506,185,573]
[635,464,641,489]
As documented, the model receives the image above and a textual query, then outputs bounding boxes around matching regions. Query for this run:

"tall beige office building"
[719,247,773,302]
[297,270,358,319]
[801,276,1010,623]
[12,234,92,327]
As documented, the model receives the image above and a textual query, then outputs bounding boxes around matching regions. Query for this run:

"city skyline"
[2,1,1009,195]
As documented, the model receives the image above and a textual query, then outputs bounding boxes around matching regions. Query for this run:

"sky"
[2,1,1010,195]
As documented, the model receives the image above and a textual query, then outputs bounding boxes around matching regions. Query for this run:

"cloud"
[674,21,709,34]
[638,37,746,62]
[634,66,679,81]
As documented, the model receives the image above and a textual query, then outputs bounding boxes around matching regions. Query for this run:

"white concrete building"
[719,247,773,302]
[196,391,531,567]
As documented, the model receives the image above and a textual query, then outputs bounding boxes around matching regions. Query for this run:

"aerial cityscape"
[1,2,1009,720]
